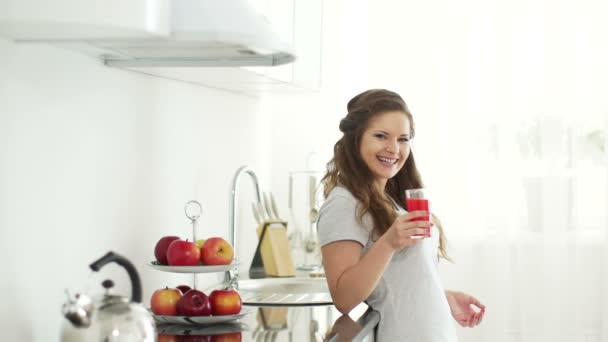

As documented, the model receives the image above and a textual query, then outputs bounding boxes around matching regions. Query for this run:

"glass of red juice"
[405,188,431,238]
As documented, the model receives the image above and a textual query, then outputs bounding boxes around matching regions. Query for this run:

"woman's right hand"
[379,211,431,251]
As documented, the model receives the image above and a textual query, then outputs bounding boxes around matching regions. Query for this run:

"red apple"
[200,237,234,265]
[155,236,180,265]
[177,335,211,342]
[151,287,182,316]
[210,332,241,342]
[158,334,179,342]
[209,289,242,316]
[176,289,212,316]
[176,284,192,294]
[167,240,200,266]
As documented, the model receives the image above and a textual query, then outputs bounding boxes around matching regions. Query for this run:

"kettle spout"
[62,290,93,328]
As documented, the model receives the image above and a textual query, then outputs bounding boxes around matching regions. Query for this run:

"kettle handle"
[89,251,143,303]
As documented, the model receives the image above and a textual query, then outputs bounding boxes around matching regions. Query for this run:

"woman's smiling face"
[359,110,411,190]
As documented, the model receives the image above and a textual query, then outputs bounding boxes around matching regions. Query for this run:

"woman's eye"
[399,137,410,143]
[374,133,387,139]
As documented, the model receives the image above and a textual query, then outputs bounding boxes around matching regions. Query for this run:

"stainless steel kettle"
[61,251,156,342]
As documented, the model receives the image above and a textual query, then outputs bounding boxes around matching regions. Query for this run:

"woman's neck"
[373,179,387,194]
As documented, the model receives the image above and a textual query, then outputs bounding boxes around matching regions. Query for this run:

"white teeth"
[378,157,397,164]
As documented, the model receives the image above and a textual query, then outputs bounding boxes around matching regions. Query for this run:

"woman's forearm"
[332,237,395,313]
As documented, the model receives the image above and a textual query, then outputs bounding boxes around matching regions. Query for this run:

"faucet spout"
[229,165,262,257]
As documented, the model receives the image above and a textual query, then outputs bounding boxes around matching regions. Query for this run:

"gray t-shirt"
[317,186,457,342]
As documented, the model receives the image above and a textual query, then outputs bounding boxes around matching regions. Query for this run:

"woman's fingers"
[400,221,432,234]
[394,227,427,247]
[469,307,485,327]
[469,298,485,327]
[397,219,432,246]
[456,310,484,328]
[456,313,470,327]
[473,312,483,326]
[400,219,432,229]
[388,213,434,249]
[404,228,428,238]
[469,314,479,327]
[468,313,480,327]
[401,210,429,221]
[469,296,485,310]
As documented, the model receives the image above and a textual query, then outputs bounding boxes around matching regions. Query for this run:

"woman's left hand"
[445,290,485,328]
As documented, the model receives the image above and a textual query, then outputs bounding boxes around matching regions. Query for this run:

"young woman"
[318,89,485,341]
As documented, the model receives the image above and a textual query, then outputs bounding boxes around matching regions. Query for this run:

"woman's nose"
[385,140,399,153]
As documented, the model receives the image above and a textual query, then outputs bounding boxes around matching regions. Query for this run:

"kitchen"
[1,0,608,341]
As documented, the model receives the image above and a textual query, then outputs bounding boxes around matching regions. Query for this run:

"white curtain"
[392,1,608,339]
[325,0,608,340]
[432,115,608,342]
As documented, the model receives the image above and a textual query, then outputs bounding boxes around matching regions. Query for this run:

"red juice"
[406,198,431,237]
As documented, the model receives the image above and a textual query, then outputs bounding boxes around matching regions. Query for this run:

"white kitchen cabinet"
[0,0,170,40]
[245,0,323,92]
[0,0,322,96]
[119,0,323,95]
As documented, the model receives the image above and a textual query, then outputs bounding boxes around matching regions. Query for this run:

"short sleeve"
[317,188,371,247]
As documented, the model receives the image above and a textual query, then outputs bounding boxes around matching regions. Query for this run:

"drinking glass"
[405,188,431,238]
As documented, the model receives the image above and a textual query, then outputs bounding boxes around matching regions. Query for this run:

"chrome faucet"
[229,165,262,254]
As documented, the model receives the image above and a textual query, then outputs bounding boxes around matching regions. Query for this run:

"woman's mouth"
[377,156,398,167]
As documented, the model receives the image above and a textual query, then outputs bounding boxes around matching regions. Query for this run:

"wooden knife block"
[257,307,289,330]
[255,221,296,277]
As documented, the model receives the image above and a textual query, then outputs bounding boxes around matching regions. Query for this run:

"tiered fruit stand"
[148,200,252,326]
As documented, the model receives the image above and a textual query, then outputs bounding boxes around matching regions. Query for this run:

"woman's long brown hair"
[321,89,451,261]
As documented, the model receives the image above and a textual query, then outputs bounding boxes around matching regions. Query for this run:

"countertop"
[156,303,379,341]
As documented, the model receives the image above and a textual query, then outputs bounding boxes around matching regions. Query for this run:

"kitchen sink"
[237,277,333,306]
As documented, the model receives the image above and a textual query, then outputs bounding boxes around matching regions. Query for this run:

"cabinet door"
[246,0,322,91]
[291,0,322,90]
[0,0,170,40]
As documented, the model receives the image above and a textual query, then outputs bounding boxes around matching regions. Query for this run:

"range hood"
[102,0,296,67]
[1,0,296,67]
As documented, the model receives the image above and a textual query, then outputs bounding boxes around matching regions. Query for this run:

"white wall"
[0,38,271,340]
